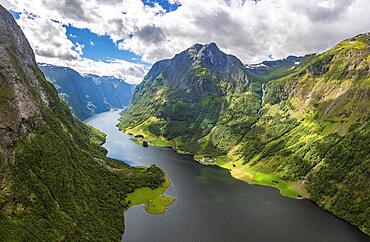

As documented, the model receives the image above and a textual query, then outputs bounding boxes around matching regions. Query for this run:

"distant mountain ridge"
[39,63,135,120]
[246,55,306,75]
[245,54,317,81]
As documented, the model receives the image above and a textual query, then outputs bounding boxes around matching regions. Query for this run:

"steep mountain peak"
[188,42,219,52]
[188,43,203,51]
[205,42,219,48]
[187,42,223,60]
[137,42,249,103]
[193,42,226,66]
[200,42,220,53]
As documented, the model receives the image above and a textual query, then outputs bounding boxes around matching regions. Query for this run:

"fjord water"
[86,110,368,242]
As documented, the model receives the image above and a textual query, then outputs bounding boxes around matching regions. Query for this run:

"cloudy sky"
[1,0,370,83]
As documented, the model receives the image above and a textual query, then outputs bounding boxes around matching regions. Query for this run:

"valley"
[39,64,135,120]
[0,2,369,241]
[119,36,370,235]
[88,110,369,242]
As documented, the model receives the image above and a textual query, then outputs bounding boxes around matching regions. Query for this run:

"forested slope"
[119,34,370,235]
[0,5,165,241]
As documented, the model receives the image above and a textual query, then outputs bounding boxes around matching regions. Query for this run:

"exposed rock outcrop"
[0,5,51,161]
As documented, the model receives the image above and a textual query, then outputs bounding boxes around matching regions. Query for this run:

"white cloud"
[1,0,153,83]
[2,0,370,82]
[13,10,146,83]
[67,58,147,84]
[17,13,80,61]
[117,0,370,63]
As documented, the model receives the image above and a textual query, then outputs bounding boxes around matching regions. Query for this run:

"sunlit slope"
[119,34,370,234]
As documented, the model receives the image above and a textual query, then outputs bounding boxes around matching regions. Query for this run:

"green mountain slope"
[0,5,165,241]
[119,35,370,234]
[120,42,252,153]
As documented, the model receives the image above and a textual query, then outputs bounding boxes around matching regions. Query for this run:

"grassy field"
[252,171,299,198]
[126,176,176,215]
[125,117,173,147]
[145,195,176,215]
[210,155,302,199]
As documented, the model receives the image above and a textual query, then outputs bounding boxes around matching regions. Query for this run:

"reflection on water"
[86,110,369,242]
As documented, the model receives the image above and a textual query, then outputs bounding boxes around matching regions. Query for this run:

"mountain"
[39,64,135,120]
[246,55,316,81]
[0,5,165,241]
[134,42,249,101]
[119,36,370,235]
[121,42,251,148]
[246,55,306,74]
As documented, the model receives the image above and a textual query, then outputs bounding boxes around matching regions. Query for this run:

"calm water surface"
[86,110,369,242]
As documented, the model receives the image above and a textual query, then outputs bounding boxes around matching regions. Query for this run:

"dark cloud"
[134,25,166,43]
[107,18,127,37]
[296,0,355,22]
[126,65,146,78]
[193,9,262,57]
[36,47,78,60]
[42,0,93,21]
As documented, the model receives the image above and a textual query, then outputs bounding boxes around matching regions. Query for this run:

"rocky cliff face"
[39,64,135,119]
[134,42,249,103]
[0,5,52,163]
[120,34,370,234]
[122,42,252,146]
[0,5,165,241]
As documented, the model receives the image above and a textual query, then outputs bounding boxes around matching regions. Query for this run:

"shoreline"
[85,112,176,215]
[121,127,370,236]
[122,127,303,199]
[125,176,176,215]
[194,155,306,199]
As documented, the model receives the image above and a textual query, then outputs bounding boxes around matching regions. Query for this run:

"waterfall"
[258,83,266,115]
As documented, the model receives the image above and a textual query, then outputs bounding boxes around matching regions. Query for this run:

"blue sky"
[9,10,20,19]
[11,0,180,68]
[64,0,180,65]
[142,0,181,11]
[66,26,144,64]
[5,0,370,83]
